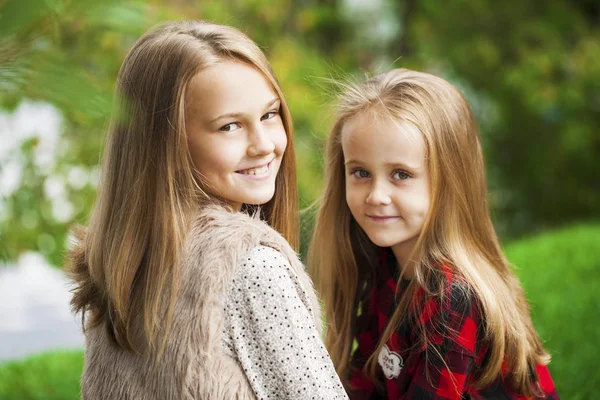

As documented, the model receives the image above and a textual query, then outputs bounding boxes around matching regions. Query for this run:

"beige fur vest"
[80,206,322,399]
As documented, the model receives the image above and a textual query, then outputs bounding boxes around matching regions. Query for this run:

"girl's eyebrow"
[209,97,280,124]
[263,97,280,109]
[344,159,421,170]
[384,161,422,170]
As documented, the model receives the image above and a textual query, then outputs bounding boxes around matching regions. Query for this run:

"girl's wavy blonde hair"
[308,68,550,396]
[68,20,299,355]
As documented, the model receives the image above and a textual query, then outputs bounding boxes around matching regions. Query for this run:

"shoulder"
[232,245,300,292]
[182,204,291,274]
[427,262,479,316]
[445,279,482,347]
[244,245,289,268]
[190,204,274,243]
[418,263,483,356]
[228,244,321,328]
[187,205,297,258]
[435,263,482,324]
[177,206,285,300]
[225,245,312,325]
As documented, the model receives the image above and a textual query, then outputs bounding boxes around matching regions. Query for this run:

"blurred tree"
[0,0,159,265]
[1,0,598,267]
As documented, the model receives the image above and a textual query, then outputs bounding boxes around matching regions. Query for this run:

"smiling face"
[341,111,431,267]
[186,60,287,210]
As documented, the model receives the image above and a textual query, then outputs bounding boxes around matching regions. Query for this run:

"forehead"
[186,60,277,118]
[341,111,426,162]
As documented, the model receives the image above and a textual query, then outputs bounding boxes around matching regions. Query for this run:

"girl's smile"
[366,214,401,223]
[236,159,274,180]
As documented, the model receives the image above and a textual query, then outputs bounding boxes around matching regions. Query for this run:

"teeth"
[242,164,269,175]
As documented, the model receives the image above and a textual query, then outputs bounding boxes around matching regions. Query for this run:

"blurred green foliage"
[412,0,600,238]
[0,350,83,400]
[505,223,600,399]
[1,0,598,264]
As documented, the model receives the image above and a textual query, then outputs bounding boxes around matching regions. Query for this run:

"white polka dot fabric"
[223,245,348,399]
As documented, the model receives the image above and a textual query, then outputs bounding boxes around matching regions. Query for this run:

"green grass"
[0,223,597,399]
[505,222,600,399]
[0,350,83,400]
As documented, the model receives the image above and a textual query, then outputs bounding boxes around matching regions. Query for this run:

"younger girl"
[68,21,346,399]
[309,68,558,399]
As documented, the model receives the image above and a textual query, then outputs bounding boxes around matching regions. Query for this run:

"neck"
[391,238,417,280]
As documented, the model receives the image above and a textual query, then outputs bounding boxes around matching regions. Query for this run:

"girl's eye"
[261,110,279,121]
[219,122,241,132]
[351,169,371,179]
[392,170,410,180]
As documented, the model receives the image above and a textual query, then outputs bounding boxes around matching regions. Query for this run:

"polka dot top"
[222,245,348,399]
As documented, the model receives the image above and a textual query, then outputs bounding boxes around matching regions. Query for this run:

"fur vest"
[79,205,322,399]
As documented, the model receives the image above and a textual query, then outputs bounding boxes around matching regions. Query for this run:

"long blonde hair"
[68,20,298,354]
[308,68,549,395]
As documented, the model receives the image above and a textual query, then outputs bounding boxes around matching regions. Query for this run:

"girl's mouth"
[366,215,400,223]
[236,160,273,179]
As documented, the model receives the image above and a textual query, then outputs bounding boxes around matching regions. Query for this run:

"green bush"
[505,222,600,399]
[0,350,83,400]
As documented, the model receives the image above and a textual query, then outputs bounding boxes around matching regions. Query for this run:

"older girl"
[68,21,346,399]
[309,68,558,399]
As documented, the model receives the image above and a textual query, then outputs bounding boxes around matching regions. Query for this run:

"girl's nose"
[247,125,275,157]
[365,182,392,206]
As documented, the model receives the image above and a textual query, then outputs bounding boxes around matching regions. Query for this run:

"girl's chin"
[238,192,276,207]
[364,233,406,249]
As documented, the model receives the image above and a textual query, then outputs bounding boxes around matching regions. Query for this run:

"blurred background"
[0,0,598,398]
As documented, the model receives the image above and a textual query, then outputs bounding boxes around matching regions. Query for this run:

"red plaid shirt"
[348,249,559,399]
